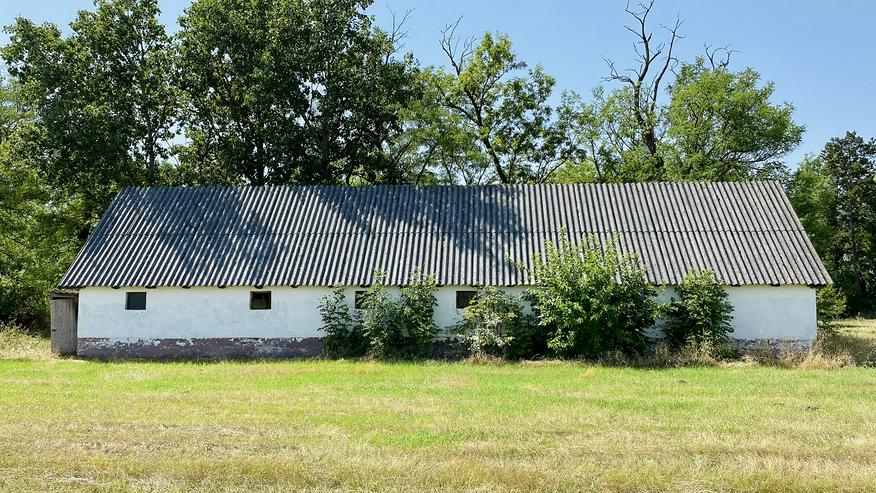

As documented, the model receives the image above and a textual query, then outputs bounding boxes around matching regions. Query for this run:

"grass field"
[0,321,875,492]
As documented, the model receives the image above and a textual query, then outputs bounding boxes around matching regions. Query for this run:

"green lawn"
[0,322,875,492]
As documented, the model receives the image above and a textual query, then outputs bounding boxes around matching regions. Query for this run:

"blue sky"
[2,0,874,167]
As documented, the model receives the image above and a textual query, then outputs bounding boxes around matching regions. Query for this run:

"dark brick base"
[77,337,324,360]
[730,338,813,355]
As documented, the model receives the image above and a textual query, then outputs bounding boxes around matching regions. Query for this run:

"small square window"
[126,292,146,310]
[354,290,368,310]
[456,290,477,309]
[250,291,271,310]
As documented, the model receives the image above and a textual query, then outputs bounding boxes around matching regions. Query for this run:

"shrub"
[318,289,368,358]
[526,235,657,359]
[816,284,846,336]
[661,269,734,349]
[453,288,541,359]
[362,270,438,359]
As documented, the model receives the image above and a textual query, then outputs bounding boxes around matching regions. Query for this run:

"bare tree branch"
[383,6,414,62]
[704,43,737,70]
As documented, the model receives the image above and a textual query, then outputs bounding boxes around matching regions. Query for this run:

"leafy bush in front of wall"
[318,288,368,358]
[362,270,438,359]
[816,284,846,336]
[661,269,734,349]
[453,288,541,359]
[526,235,658,359]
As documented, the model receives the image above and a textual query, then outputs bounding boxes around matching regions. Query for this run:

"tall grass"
[0,322,51,360]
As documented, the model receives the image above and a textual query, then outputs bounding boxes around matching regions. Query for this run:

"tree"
[0,77,81,328]
[788,132,876,313]
[556,1,802,183]
[410,26,579,184]
[3,0,178,231]
[787,155,836,258]
[822,132,876,311]
[175,0,419,186]
[665,58,803,180]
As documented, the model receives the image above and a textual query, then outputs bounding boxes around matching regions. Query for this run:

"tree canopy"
[788,132,876,313]
[3,0,177,229]
[175,0,419,186]
[402,28,578,184]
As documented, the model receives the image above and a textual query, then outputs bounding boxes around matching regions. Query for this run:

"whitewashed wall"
[77,284,815,342]
[651,285,816,341]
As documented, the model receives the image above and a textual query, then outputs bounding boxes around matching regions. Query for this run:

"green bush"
[362,270,438,359]
[816,284,846,336]
[527,235,657,359]
[318,289,368,358]
[661,269,734,349]
[453,288,542,359]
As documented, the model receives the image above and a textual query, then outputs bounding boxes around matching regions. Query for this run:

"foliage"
[666,59,804,180]
[175,0,419,186]
[788,132,876,313]
[0,77,81,328]
[361,271,438,359]
[453,288,541,359]
[318,288,368,358]
[816,285,847,336]
[405,30,580,184]
[526,235,657,358]
[787,155,837,257]
[3,0,178,229]
[553,4,802,183]
[661,269,734,349]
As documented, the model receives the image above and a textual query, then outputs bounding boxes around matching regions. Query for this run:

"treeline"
[0,0,873,329]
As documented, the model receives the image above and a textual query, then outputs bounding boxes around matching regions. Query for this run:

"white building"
[54,182,830,358]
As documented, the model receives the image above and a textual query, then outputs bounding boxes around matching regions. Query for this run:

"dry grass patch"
[0,323,51,360]
[820,317,876,365]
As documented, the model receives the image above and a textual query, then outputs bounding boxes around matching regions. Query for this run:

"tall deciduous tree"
[175,0,419,185]
[788,132,876,313]
[0,77,80,327]
[408,27,579,184]
[3,0,178,231]
[666,59,803,180]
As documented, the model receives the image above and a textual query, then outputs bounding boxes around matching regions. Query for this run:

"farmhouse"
[52,182,830,358]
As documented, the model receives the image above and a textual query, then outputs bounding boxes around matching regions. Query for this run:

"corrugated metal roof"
[58,182,831,288]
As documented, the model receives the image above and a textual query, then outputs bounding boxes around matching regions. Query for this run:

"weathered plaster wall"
[78,286,530,339]
[76,284,815,358]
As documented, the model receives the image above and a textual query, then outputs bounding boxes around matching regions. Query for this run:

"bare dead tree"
[603,0,683,174]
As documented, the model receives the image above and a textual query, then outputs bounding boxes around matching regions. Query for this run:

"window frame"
[455,290,477,310]
[125,292,147,311]
[250,291,272,310]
